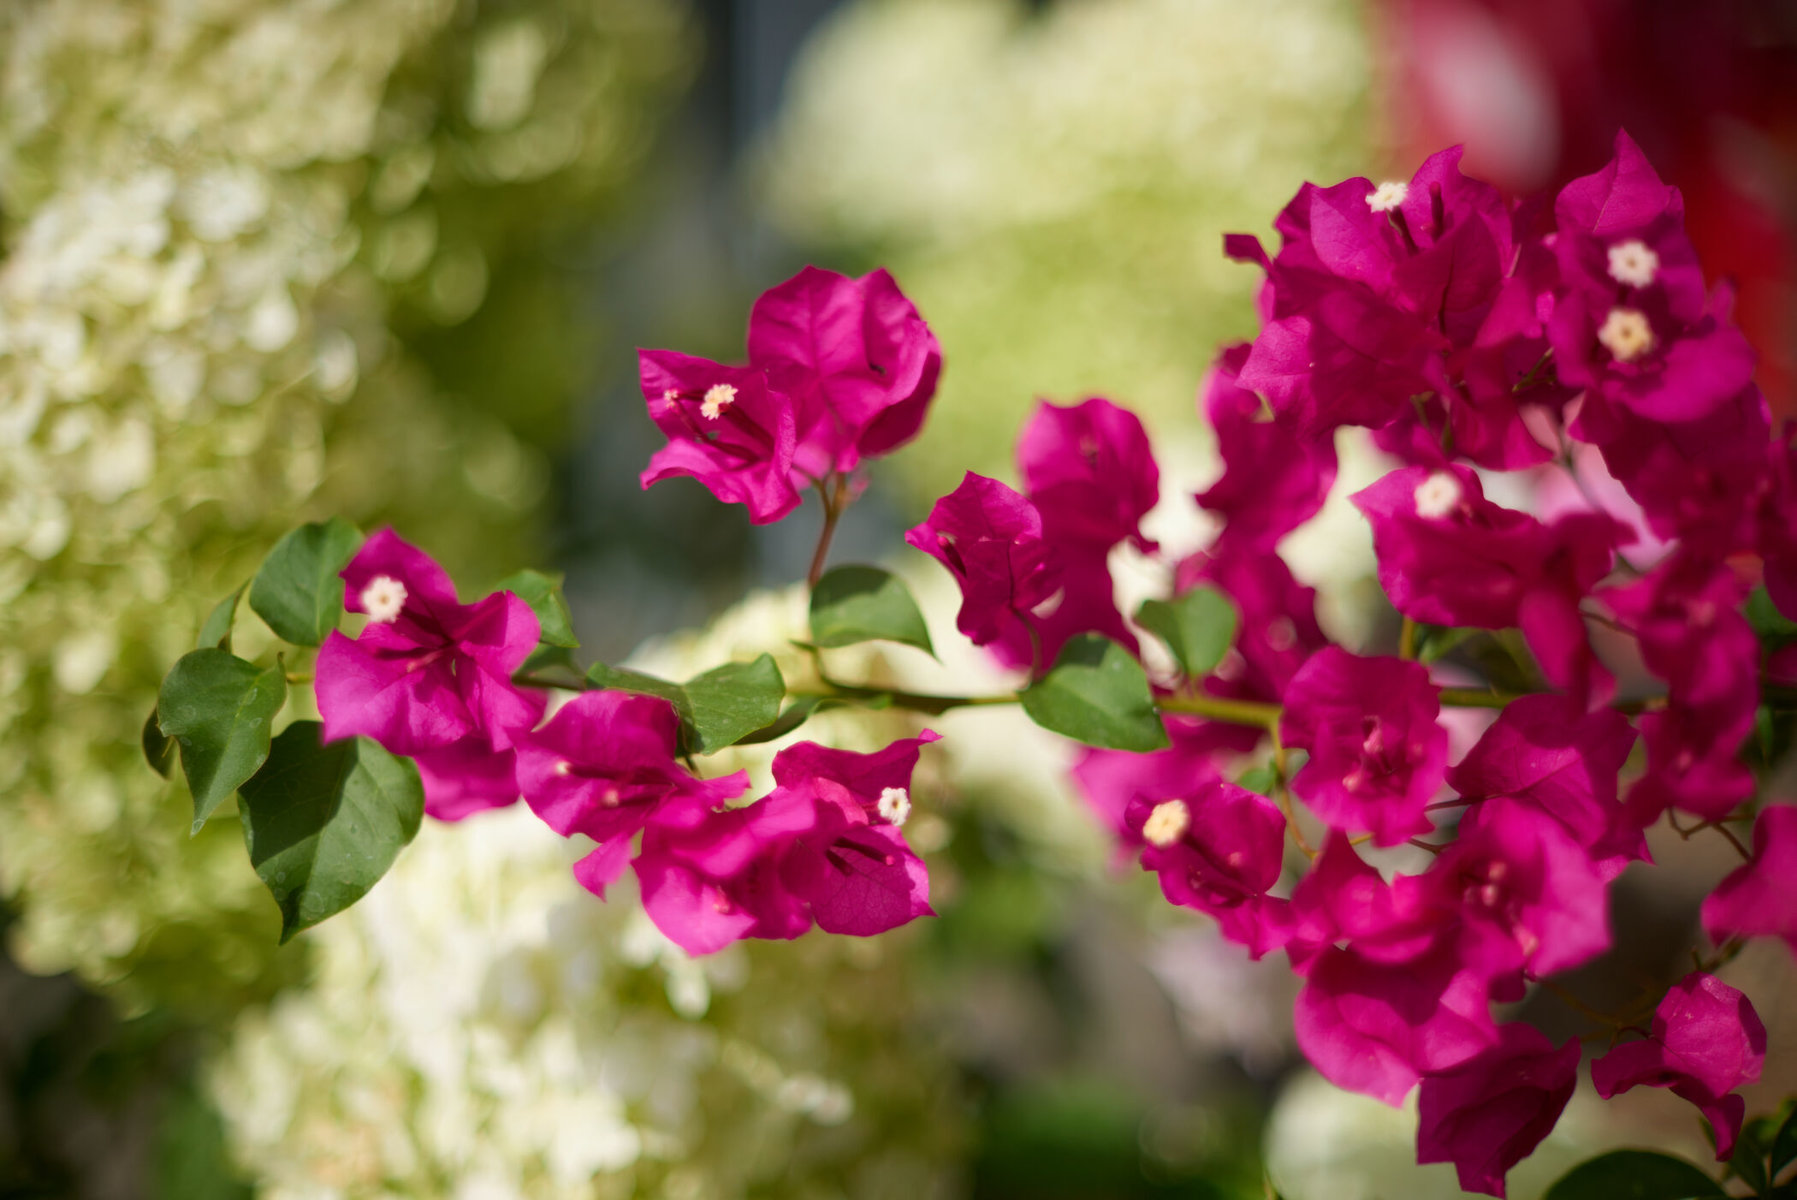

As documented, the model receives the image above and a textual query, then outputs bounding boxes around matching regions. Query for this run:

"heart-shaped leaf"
[248,518,362,646]
[157,649,287,832]
[587,654,786,754]
[1020,635,1169,751]
[237,721,424,943]
[1542,1150,1725,1200]
[809,565,934,655]
[493,568,579,649]
[1135,587,1237,678]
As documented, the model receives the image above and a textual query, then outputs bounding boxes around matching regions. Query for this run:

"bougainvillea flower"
[1590,971,1766,1159]
[1122,780,1291,958]
[515,689,749,853]
[1196,343,1337,551]
[1293,935,1500,1105]
[632,791,814,954]
[1239,288,1445,439]
[1446,695,1641,871]
[762,732,940,937]
[1286,835,1441,972]
[1626,705,1757,827]
[1280,648,1447,846]
[986,541,1136,673]
[316,528,542,757]
[1416,1023,1580,1198]
[1603,551,1758,709]
[1594,382,1771,552]
[1702,805,1797,955]
[1016,396,1160,550]
[412,721,542,823]
[1354,464,1627,704]
[1553,130,1682,238]
[634,733,941,954]
[746,265,941,478]
[905,472,1060,650]
[637,350,801,524]
[1431,798,1612,978]
[1069,716,1238,844]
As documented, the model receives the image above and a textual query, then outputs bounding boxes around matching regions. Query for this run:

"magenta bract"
[1590,971,1766,1159]
[1416,1023,1580,1198]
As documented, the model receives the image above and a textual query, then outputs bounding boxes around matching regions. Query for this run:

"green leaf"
[157,649,287,833]
[586,654,786,754]
[1748,586,1797,646]
[197,583,246,650]
[1135,588,1237,678]
[1236,764,1277,796]
[143,707,177,778]
[1543,1150,1726,1200]
[247,518,362,646]
[1728,1122,1770,1196]
[1417,624,1479,664]
[493,568,578,649]
[1771,1105,1797,1182]
[809,565,934,655]
[680,655,786,752]
[237,722,423,944]
[1019,635,1169,752]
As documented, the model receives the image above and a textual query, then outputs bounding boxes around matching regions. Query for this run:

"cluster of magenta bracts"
[307,136,1797,1196]
[316,528,936,958]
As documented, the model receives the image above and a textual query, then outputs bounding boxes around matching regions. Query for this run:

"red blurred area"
[1376,0,1797,415]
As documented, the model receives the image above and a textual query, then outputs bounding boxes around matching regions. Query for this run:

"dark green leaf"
[197,583,246,650]
[1135,588,1237,678]
[1542,1150,1726,1200]
[1417,624,1479,665]
[237,722,423,943]
[1019,635,1169,752]
[586,662,688,711]
[1748,586,1797,646]
[682,655,786,752]
[157,649,287,833]
[247,518,362,646]
[809,565,934,655]
[1236,765,1277,796]
[587,655,786,754]
[518,643,580,677]
[143,707,177,778]
[493,568,578,649]
[1772,1105,1797,1182]
[1728,1122,1770,1195]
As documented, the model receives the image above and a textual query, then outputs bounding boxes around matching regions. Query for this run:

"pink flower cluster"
[1039,133,1786,1195]
[304,135,1797,1193]
[639,266,941,522]
[315,531,936,957]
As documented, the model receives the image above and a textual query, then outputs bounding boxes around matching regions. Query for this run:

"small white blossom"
[1607,239,1659,288]
[876,786,911,825]
[359,575,408,623]
[1143,798,1191,848]
[700,382,737,419]
[1412,470,1463,519]
[1366,180,1409,213]
[1597,307,1655,362]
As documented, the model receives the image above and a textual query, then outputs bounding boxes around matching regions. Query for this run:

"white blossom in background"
[209,591,964,1198]
[0,0,692,1005]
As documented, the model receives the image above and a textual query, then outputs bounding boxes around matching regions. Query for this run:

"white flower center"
[1597,307,1655,362]
[1367,180,1409,213]
[1606,239,1659,288]
[1412,471,1463,519]
[700,383,737,419]
[876,786,911,826]
[359,575,407,623]
[1143,798,1190,848]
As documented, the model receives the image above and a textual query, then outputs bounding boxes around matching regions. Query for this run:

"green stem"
[1157,692,1282,728]
[807,475,849,590]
